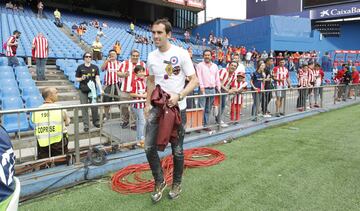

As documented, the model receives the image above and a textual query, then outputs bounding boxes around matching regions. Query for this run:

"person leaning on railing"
[32,87,70,159]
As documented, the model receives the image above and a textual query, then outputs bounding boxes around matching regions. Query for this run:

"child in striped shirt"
[229,72,248,122]
[130,65,147,147]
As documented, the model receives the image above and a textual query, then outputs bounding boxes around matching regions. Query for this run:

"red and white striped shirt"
[32,35,48,58]
[308,68,315,84]
[102,60,121,86]
[219,68,237,89]
[119,60,146,92]
[6,36,17,57]
[230,80,248,105]
[131,78,146,109]
[298,69,309,87]
[273,66,289,87]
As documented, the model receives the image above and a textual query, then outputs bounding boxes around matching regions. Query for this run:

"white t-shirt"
[246,52,252,61]
[147,44,195,110]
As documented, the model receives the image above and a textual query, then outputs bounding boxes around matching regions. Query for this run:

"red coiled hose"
[111,147,225,194]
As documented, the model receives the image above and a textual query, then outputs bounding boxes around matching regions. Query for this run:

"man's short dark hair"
[265,58,273,63]
[152,18,172,34]
[203,49,212,56]
[108,49,116,54]
[134,65,145,74]
[13,30,20,35]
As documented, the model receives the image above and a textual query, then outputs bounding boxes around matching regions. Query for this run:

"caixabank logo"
[320,6,360,17]
[311,2,360,19]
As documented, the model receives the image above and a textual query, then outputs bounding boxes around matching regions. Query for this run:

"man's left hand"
[168,93,179,108]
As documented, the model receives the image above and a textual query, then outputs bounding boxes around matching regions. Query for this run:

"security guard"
[32,87,70,159]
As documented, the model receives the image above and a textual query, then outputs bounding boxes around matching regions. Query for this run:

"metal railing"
[0,84,359,174]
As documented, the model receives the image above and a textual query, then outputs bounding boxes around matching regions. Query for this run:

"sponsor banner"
[310,2,360,19]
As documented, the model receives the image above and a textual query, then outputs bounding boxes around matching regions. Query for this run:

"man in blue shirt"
[0,125,16,209]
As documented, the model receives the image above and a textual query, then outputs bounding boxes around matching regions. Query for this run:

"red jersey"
[119,60,146,92]
[219,68,236,89]
[230,80,247,104]
[102,60,121,86]
[352,70,359,84]
[335,69,345,83]
[131,78,146,109]
[273,66,289,87]
[6,36,17,57]
[32,35,48,58]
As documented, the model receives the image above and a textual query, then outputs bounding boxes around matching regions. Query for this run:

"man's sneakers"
[151,181,167,203]
[168,183,182,200]
[151,182,183,203]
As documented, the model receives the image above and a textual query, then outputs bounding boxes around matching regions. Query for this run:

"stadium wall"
[192,18,245,38]
[223,15,360,54]
[222,16,271,51]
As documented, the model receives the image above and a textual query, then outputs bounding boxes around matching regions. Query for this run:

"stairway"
[59,24,92,53]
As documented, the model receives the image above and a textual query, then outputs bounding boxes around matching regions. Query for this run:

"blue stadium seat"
[1,96,23,110]
[18,78,36,89]
[1,87,20,99]
[0,57,8,66]
[14,66,30,74]
[20,86,41,99]
[0,71,16,80]
[17,58,26,66]
[25,95,43,108]
[0,66,13,72]
[16,71,32,80]
[0,78,18,88]
[2,112,29,133]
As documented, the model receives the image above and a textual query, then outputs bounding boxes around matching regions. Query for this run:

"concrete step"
[37,85,76,93]
[57,92,80,101]
[35,79,73,86]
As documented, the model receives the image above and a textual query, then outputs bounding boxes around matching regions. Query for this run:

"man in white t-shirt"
[145,19,198,203]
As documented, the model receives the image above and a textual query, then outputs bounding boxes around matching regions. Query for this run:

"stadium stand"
[0,5,83,58]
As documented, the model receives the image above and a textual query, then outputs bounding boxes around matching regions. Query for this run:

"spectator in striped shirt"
[313,63,324,107]
[5,30,21,67]
[101,50,123,120]
[118,49,146,128]
[297,64,310,111]
[130,65,147,147]
[229,72,247,122]
[216,60,238,127]
[307,62,316,108]
[32,33,48,81]
[273,58,291,117]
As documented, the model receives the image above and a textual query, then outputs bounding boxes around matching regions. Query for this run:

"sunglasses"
[85,55,92,58]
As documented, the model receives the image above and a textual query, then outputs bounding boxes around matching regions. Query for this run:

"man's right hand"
[200,87,205,94]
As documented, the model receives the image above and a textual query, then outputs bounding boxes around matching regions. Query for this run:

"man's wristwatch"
[178,93,184,101]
